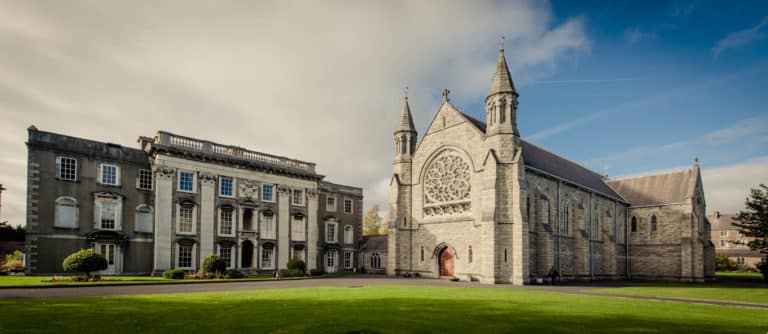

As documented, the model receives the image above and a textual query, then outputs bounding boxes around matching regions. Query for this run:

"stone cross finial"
[442,88,450,101]
[404,86,408,101]
[499,35,505,52]
[694,157,699,166]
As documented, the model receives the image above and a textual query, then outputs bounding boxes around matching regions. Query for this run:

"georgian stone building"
[709,211,762,270]
[25,128,363,275]
[387,47,714,284]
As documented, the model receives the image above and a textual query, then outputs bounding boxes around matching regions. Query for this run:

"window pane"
[179,172,194,191]
[59,157,77,181]
[101,165,117,185]
[179,245,192,268]
[344,199,353,213]
[101,202,116,229]
[262,185,273,201]
[220,246,232,267]
[179,206,193,233]
[220,177,233,196]
[220,210,233,235]
[138,170,152,190]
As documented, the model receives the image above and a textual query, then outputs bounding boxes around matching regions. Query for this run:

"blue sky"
[470,1,768,177]
[0,1,765,226]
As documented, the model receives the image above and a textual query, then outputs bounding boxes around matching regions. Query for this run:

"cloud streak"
[712,16,768,57]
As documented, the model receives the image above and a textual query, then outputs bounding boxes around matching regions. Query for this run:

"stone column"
[153,166,175,273]
[199,172,216,261]
[277,185,291,270]
[306,189,319,271]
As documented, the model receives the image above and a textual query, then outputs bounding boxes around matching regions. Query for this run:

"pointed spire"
[487,44,517,100]
[396,91,416,133]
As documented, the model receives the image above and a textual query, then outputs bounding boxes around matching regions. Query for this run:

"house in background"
[709,211,762,270]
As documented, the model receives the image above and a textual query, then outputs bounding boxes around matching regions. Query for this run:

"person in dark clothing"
[548,267,559,286]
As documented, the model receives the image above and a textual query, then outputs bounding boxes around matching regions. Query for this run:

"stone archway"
[439,247,455,277]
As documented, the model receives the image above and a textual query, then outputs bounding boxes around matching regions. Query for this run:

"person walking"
[547,267,559,286]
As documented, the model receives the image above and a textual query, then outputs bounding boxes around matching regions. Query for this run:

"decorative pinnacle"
[694,157,699,166]
[442,88,450,101]
[499,35,505,52]
[404,86,408,101]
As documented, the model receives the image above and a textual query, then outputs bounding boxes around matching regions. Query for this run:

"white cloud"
[0,0,588,226]
[702,156,768,213]
[712,16,768,57]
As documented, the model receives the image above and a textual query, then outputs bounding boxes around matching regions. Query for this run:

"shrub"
[163,269,186,279]
[309,269,324,276]
[62,249,108,278]
[225,269,244,279]
[2,250,24,273]
[758,260,768,282]
[279,269,306,277]
[450,277,460,282]
[201,254,227,276]
[287,258,306,272]
[715,254,737,271]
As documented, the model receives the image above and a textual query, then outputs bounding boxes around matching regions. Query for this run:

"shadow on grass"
[0,286,764,334]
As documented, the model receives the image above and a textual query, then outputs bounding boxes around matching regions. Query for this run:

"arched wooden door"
[439,247,455,277]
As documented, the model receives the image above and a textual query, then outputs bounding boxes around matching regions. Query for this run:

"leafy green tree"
[62,249,107,279]
[1,250,24,273]
[714,254,737,271]
[201,254,227,277]
[363,204,383,236]
[732,184,768,280]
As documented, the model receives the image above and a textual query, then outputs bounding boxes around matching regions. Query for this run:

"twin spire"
[487,44,517,100]
[395,39,517,133]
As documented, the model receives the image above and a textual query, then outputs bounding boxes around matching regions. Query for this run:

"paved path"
[1,276,765,309]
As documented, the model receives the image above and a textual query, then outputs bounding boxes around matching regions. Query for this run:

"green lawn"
[0,274,274,287]
[589,272,767,305]
[590,284,768,305]
[0,286,765,333]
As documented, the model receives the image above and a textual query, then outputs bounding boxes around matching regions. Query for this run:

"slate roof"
[606,169,695,206]
[707,213,739,231]
[27,127,149,165]
[459,113,624,201]
[360,235,388,251]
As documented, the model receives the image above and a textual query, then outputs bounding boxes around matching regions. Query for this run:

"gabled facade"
[387,47,714,284]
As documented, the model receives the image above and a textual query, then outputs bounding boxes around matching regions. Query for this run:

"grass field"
[716,271,765,281]
[0,274,274,287]
[0,286,765,333]
[590,284,768,305]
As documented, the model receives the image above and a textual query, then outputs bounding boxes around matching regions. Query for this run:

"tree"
[1,250,24,273]
[363,204,384,236]
[201,254,227,277]
[62,249,108,279]
[732,184,768,280]
[714,254,737,271]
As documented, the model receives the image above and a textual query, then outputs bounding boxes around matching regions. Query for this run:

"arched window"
[562,204,570,235]
[135,205,153,233]
[344,225,353,244]
[631,216,637,232]
[54,197,79,229]
[499,100,506,123]
[651,215,657,232]
[504,248,508,263]
[468,246,473,263]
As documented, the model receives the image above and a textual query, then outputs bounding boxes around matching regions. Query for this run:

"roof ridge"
[520,139,608,179]
[608,167,691,181]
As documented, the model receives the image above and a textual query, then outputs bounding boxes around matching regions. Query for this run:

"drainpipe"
[626,207,630,279]
[556,181,562,277]
[589,192,594,280]
[614,201,619,280]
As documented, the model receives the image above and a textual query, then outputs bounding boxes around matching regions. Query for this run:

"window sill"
[176,231,196,236]
[137,187,153,192]
[56,178,80,183]
[218,194,235,198]
[98,183,122,188]
[53,226,80,230]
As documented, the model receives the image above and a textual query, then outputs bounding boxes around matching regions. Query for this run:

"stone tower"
[387,95,417,275]
[481,45,527,284]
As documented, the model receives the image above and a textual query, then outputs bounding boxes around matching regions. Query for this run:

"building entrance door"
[439,247,454,277]
[95,243,119,275]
